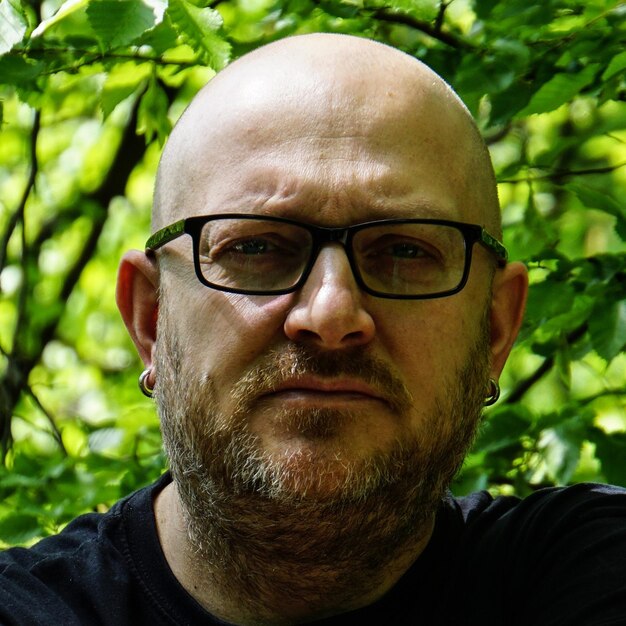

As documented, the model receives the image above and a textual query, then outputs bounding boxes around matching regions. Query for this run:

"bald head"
[154,33,500,236]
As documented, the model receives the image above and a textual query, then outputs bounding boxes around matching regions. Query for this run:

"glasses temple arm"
[145,220,186,252]
[480,229,508,267]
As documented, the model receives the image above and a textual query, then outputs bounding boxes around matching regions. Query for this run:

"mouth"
[258,376,388,408]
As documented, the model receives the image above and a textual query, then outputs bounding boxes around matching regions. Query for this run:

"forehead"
[156,47,488,229]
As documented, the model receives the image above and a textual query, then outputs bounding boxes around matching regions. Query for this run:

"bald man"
[2,34,626,626]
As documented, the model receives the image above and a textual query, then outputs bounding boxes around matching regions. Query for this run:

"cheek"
[377,300,477,392]
[164,286,292,380]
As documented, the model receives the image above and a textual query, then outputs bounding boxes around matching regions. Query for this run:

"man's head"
[116,33,527,587]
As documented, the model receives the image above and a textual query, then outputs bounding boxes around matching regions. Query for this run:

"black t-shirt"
[1,473,626,625]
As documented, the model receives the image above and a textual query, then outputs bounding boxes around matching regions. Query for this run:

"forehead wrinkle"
[154,34,500,234]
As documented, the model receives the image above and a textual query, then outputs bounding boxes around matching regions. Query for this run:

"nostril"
[293,329,321,343]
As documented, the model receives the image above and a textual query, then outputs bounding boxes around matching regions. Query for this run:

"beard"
[154,302,491,622]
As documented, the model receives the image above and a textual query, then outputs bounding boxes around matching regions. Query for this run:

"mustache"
[229,344,414,415]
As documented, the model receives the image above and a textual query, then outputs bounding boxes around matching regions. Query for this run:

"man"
[1,33,625,625]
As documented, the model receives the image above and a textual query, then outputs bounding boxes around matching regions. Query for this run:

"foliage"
[0,0,624,546]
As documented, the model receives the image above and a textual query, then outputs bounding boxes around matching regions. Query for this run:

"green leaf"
[589,429,626,487]
[385,0,439,20]
[101,61,152,118]
[518,64,600,116]
[565,182,626,239]
[602,50,626,81]
[88,427,124,453]
[588,300,626,361]
[166,0,230,70]
[474,405,533,454]
[0,55,42,86]
[0,513,42,545]
[137,76,171,145]
[31,0,89,38]
[86,0,157,49]
[536,419,585,484]
[0,0,28,53]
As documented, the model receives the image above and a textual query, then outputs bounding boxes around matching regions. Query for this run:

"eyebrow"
[239,201,459,226]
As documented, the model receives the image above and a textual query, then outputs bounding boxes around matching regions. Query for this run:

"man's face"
[153,54,496,507]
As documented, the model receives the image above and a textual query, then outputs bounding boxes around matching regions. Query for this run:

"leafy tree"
[0,0,624,546]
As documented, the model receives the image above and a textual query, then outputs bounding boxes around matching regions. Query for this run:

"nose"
[283,245,376,350]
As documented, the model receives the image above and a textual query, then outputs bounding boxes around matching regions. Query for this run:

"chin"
[242,434,409,504]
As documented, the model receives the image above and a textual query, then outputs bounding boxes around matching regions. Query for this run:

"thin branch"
[0,110,40,277]
[505,323,588,404]
[499,161,626,184]
[24,384,68,456]
[1,92,147,457]
[9,48,199,75]
[434,0,450,33]
[370,7,475,50]
[505,356,555,405]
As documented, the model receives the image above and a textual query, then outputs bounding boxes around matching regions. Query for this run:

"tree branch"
[505,323,588,404]
[10,48,199,75]
[1,93,147,458]
[0,109,40,277]
[24,384,68,456]
[499,161,626,184]
[370,7,475,50]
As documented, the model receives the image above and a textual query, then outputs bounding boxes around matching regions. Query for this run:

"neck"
[154,481,435,626]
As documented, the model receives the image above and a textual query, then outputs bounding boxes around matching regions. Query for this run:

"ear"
[116,250,160,368]
[489,261,528,378]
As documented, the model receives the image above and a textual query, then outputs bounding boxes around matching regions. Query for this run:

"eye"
[385,241,431,259]
[231,238,276,255]
[362,235,441,262]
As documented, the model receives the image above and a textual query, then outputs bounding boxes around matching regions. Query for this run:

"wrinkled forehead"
[154,35,497,231]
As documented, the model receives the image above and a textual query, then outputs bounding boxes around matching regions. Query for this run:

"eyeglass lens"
[198,218,468,296]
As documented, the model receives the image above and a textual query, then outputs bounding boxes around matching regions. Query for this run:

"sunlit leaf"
[88,427,124,453]
[31,0,89,38]
[87,0,157,49]
[536,419,585,484]
[0,0,27,53]
[602,49,626,81]
[518,64,600,116]
[101,61,152,118]
[137,76,171,145]
[166,0,230,70]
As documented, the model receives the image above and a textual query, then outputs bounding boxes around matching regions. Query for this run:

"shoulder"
[447,483,626,625]
[455,481,626,525]
[453,482,626,543]
[0,474,170,626]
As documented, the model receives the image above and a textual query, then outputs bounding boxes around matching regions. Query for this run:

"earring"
[484,378,500,406]
[138,368,154,399]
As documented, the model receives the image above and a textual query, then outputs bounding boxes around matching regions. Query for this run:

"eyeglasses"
[145,214,507,299]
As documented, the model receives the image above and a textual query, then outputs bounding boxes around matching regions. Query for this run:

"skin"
[116,34,528,624]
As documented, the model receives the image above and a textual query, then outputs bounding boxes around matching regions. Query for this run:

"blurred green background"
[0,0,625,545]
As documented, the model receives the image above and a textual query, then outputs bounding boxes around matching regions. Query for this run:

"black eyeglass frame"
[145,213,508,300]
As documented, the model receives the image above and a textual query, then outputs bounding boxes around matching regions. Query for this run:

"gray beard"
[154,306,490,622]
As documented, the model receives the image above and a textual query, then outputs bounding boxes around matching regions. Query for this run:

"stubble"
[154,303,491,623]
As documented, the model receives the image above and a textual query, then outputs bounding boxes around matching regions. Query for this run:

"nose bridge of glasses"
[306,225,358,284]
[313,224,351,246]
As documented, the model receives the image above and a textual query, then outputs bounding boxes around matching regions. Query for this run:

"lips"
[261,375,386,404]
